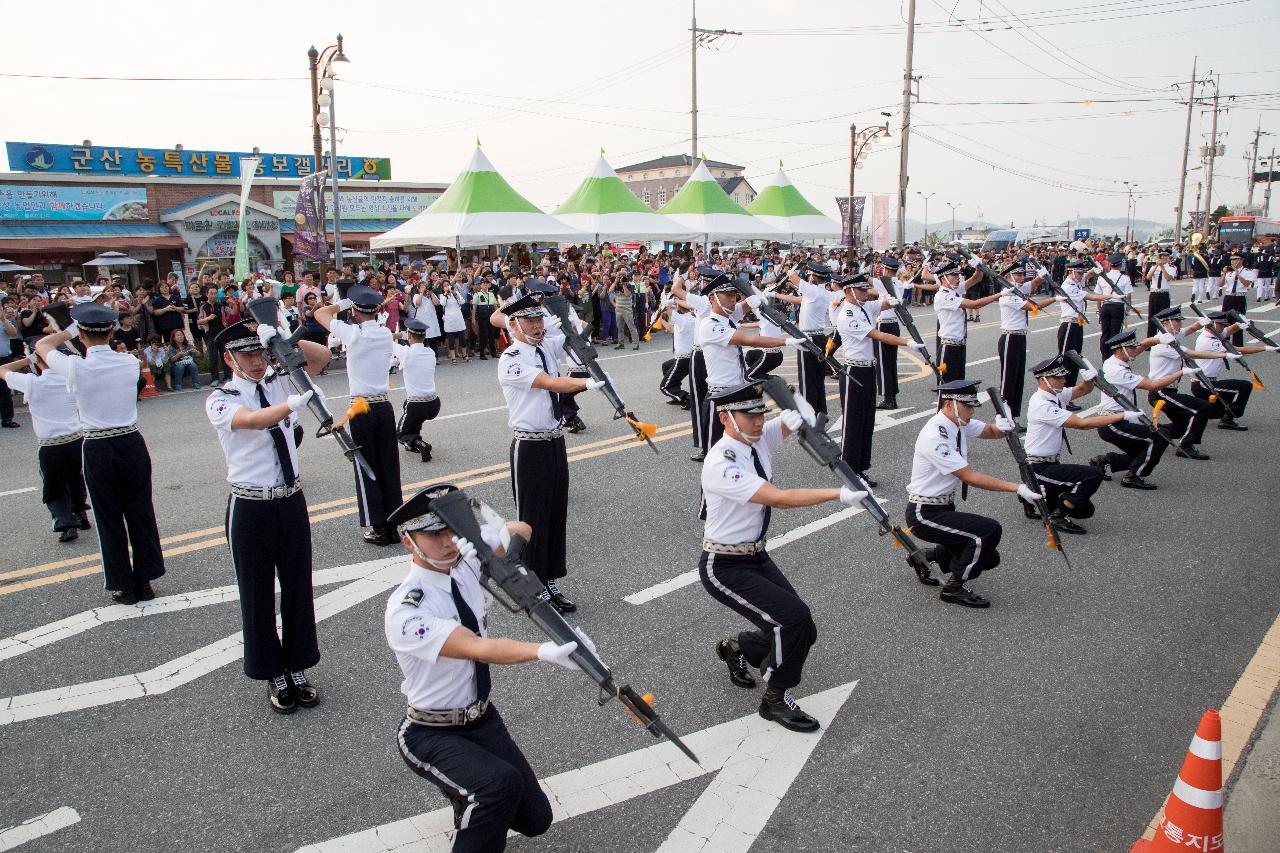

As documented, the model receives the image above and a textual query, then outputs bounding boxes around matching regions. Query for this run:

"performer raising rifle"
[1093,252,1138,357]
[1143,248,1177,337]
[928,256,995,380]
[994,260,1056,413]
[1055,259,1107,398]
[1147,306,1222,459]
[1189,310,1276,430]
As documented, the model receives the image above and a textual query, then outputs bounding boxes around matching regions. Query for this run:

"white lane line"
[432,404,507,422]
[0,558,404,725]
[625,505,879,606]
[0,807,80,851]
[0,557,402,664]
[295,681,857,853]
[0,487,37,498]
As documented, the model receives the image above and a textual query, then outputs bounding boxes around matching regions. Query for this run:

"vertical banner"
[291,171,329,261]
[835,197,866,245]
[234,156,261,281]
[870,194,892,251]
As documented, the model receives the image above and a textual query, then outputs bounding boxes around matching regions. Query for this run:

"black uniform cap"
[1030,354,1070,378]
[388,483,461,534]
[69,302,117,333]
[838,273,873,289]
[213,319,263,353]
[937,378,983,406]
[934,261,961,277]
[503,294,544,319]
[805,261,834,280]
[1207,310,1232,322]
[1067,258,1094,271]
[348,285,383,311]
[404,318,429,335]
[1155,305,1184,321]
[711,381,768,414]
[1229,252,1245,261]
[1107,253,1125,265]
[880,257,901,270]
[999,261,1026,277]
[1106,329,1139,348]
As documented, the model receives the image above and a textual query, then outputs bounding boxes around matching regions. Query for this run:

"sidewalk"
[1225,696,1280,852]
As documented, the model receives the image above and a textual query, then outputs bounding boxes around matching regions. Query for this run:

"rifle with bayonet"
[246,295,376,481]
[1187,303,1265,390]
[728,271,852,383]
[1062,349,1181,450]
[1091,266,1143,321]
[759,375,939,585]
[541,295,659,453]
[984,387,1071,568]
[877,273,942,382]
[427,489,699,765]
[1226,308,1280,349]
[1160,325,1222,404]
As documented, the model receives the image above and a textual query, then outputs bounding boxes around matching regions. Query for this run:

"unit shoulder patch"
[402,588,424,608]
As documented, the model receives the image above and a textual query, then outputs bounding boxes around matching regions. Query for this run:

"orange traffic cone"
[1131,710,1224,853]
[139,362,160,398]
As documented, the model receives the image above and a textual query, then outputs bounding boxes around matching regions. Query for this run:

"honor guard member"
[794,262,838,417]
[1220,253,1257,346]
[36,303,165,605]
[206,320,329,713]
[1188,244,1212,303]
[996,261,1056,413]
[834,274,925,485]
[873,257,906,410]
[671,266,716,459]
[1147,307,1218,459]
[1087,329,1177,489]
[0,354,90,542]
[492,294,606,613]
[738,273,787,384]
[315,284,403,546]
[658,300,694,408]
[1191,311,1276,429]
[930,258,993,380]
[386,484,582,853]
[393,318,441,462]
[905,379,1038,608]
[534,282,592,435]
[1143,249,1178,337]
[1056,259,1105,395]
[1022,355,1136,534]
[1095,253,1135,356]
[700,382,865,731]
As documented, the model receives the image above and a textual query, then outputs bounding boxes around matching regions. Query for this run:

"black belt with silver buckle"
[406,699,489,727]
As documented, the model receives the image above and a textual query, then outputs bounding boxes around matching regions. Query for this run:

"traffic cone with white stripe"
[1131,709,1224,852]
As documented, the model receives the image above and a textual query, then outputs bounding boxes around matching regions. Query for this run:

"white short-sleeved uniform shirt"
[701,416,784,544]
[1193,330,1229,379]
[998,287,1031,331]
[498,335,567,432]
[797,281,833,332]
[205,373,300,488]
[1096,271,1132,303]
[669,311,696,355]
[835,298,879,362]
[1222,268,1257,296]
[1098,355,1143,412]
[1147,330,1187,382]
[697,313,746,389]
[384,557,491,711]
[329,318,394,396]
[42,344,140,430]
[933,287,966,340]
[1058,279,1087,322]
[684,291,712,319]
[1024,387,1073,457]
[3,371,79,440]
[907,412,986,497]
[1147,263,1178,291]
[392,342,438,398]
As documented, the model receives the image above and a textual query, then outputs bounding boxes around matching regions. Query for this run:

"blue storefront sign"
[0,184,149,221]
[5,141,391,180]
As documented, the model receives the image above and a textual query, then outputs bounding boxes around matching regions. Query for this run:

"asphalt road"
[1,282,1277,852]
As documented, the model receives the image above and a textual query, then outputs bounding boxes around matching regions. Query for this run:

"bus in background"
[980,226,1069,253]
[1216,215,1280,249]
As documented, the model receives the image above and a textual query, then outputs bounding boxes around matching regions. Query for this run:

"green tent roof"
[658,161,752,216]
[425,147,542,215]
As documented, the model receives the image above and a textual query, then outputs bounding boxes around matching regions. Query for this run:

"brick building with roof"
[615,155,758,211]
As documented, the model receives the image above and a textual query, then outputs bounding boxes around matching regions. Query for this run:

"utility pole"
[1174,57,1197,240]
[689,0,738,164]
[917,191,935,245]
[896,0,917,250]
[1201,75,1221,239]
[1247,117,1262,207]
[1265,147,1276,217]
[847,123,856,255]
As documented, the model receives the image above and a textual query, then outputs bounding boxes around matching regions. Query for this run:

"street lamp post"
[846,114,892,254]
[916,191,935,247]
[1123,181,1138,242]
[947,202,960,240]
[309,36,349,273]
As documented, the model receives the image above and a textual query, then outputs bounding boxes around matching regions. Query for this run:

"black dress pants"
[874,321,900,399]
[1098,422,1168,477]
[509,435,569,582]
[1149,388,1211,447]
[689,349,708,448]
[1146,291,1171,338]
[225,489,319,679]
[744,347,783,382]
[1029,461,1103,518]
[39,438,87,532]
[397,706,552,853]
[997,332,1027,413]
[1057,322,1084,385]
[82,431,165,591]
[351,400,403,528]
[840,363,877,473]
[659,355,690,405]
[1221,294,1248,347]
[397,397,442,448]
[906,501,1002,582]
[796,334,828,416]
[698,549,816,690]
[1099,303,1124,358]
[936,340,967,380]
[1192,377,1252,419]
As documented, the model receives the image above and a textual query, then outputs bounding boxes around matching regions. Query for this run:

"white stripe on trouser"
[915,510,984,580]
[998,334,1011,401]
[83,440,109,591]
[511,440,522,518]
[396,718,478,835]
[705,553,783,683]
[660,360,681,400]
[353,457,371,526]
[1171,776,1223,810]
[1105,423,1154,473]
[1157,391,1198,443]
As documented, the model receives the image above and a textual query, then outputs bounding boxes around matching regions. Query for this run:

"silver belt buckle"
[465,704,481,722]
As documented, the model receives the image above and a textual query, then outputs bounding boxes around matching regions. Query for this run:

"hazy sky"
[3,0,1276,229]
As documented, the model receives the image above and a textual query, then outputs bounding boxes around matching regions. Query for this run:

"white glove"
[1225,352,1244,361]
[336,298,354,311]
[537,640,582,671]
[794,395,818,426]
[1078,367,1097,382]
[572,317,586,335]
[745,293,766,309]
[1016,484,1044,503]
[257,324,280,348]
[63,321,79,337]
[1266,345,1280,353]
[1123,410,1145,424]
[451,535,477,564]
[478,505,512,553]
[780,409,805,431]
[286,390,314,412]
[1156,332,1175,345]
[1238,318,1252,330]
[995,415,1016,433]
[838,486,868,506]
[907,340,927,350]
[585,378,607,391]
[784,336,808,351]
[885,296,901,307]
[573,627,598,657]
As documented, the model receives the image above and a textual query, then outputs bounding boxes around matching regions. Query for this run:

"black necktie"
[535,347,563,421]
[957,429,969,501]
[751,447,772,539]
[728,317,747,376]
[256,384,297,486]
[451,577,491,701]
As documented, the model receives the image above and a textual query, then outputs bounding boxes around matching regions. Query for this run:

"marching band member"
[394,318,441,463]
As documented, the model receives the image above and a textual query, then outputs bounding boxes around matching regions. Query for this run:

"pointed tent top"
[660,160,752,216]
[425,147,540,215]
[475,136,482,147]
[746,168,824,218]
[600,145,605,155]
[555,155,654,215]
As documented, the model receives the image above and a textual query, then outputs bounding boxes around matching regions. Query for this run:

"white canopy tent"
[657,161,782,244]
[553,155,696,243]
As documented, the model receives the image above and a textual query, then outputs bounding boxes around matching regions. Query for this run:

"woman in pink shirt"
[382,284,405,333]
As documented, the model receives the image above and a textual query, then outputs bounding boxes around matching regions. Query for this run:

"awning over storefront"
[0,222,186,252]
[280,218,410,240]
